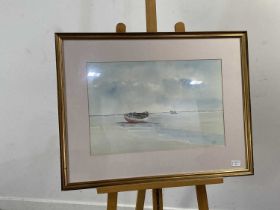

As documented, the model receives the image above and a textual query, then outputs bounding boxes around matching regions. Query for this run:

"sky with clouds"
[86,60,223,115]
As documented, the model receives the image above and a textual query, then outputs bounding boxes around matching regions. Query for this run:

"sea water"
[89,111,224,155]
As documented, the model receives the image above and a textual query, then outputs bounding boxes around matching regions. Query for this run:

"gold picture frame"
[55,32,253,190]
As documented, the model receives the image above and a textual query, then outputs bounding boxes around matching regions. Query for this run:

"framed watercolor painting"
[55,32,253,190]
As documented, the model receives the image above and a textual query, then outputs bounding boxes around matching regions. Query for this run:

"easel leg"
[145,0,157,32]
[196,185,209,210]
[107,192,118,210]
[152,189,163,210]
[136,190,146,210]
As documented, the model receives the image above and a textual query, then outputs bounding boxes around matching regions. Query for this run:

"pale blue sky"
[87,60,223,115]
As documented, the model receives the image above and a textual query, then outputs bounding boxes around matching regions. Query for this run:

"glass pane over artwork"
[86,59,224,155]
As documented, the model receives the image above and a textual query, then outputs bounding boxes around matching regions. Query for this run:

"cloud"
[87,60,223,115]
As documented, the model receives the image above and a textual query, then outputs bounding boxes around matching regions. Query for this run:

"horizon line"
[89,110,223,116]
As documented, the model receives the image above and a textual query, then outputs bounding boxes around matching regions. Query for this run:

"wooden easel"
[97,1,224,209]
[97,178,223,210]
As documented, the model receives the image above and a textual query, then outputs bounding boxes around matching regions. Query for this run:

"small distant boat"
[170,110,177,114]
[124,111,149,123]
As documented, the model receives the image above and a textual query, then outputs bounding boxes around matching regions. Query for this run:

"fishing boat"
[170,105,177,114]
[124,111,149,123]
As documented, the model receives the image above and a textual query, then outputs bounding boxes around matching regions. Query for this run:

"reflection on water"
[90,112,224,155]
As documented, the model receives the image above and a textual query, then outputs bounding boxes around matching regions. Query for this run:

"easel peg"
[175,22,186,32]
[116,23,126,33]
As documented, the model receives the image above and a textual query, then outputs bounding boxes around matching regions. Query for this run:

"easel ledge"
[98,1,224,210]
[97,178,223,193]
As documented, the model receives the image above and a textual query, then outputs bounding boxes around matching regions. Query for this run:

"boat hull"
[124,115,148,123]
[124,112,149,123]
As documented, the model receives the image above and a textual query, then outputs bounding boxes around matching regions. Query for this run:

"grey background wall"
[0,0,279,209]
